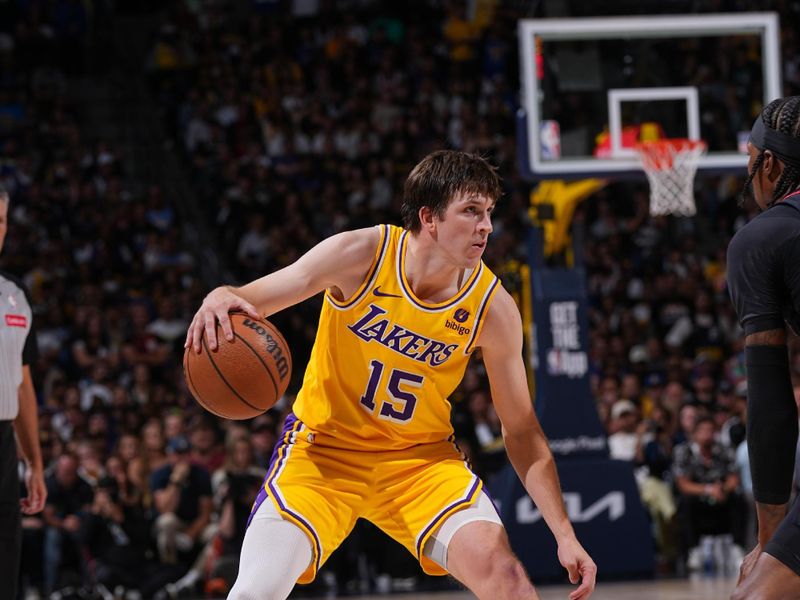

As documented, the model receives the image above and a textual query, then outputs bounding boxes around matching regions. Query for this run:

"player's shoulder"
[481,282,519,337]
[330,225,385,263]
[0,269,31,299]
[729,207,800,259]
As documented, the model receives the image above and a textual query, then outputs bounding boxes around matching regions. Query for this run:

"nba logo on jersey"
[540,120,561,160]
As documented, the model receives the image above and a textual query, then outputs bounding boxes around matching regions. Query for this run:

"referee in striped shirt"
[0,185,46,598]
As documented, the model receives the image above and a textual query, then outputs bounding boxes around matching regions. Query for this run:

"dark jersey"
[727,190,800,577]
[727,191,800,335]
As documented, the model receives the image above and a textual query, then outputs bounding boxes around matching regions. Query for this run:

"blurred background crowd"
[3,0,800,598]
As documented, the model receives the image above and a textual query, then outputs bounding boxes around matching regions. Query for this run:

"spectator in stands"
[147,297,189,350]
[79,476,151,593]
[122,302,171,369]
[116,432,140,464]
[638,406,679,569]
[674,403,698,446]
[467,389,505,478]
[163,410,185,442]
[43,453,94,594]
[607,399,645,462]
[673,416,743,570]
[141,418,168,471]
[188,414,226,473]
[250,412,278,471]
[150,435,213,565]
[205,435,268,592]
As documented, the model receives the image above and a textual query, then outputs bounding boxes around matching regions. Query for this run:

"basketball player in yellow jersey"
[186,151,597,600]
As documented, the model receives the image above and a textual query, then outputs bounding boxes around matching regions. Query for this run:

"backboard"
[517,13,782,179]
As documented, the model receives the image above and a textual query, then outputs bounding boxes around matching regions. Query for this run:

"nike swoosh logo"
[373,286,402,298]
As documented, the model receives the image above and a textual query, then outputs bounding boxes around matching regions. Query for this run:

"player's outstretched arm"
[186,226,381,352]
[480,288,596,600]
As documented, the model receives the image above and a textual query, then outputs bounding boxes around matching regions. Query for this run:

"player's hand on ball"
[185,286,260,353]
[557,537,597,599]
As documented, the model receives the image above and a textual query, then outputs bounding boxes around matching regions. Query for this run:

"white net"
[635,139,707,216]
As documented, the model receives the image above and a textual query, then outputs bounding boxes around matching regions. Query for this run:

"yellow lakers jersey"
[293,224,500,450]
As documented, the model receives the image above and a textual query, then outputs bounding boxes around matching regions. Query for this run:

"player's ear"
[419,206,436,232]
[763,150,783,182]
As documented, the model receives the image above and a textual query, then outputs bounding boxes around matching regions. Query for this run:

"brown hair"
[401,150,501,233]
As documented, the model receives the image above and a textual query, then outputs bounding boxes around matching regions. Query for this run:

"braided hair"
[742,96,800,207]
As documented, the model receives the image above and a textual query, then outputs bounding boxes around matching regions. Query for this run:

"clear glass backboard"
[517,13,782,179]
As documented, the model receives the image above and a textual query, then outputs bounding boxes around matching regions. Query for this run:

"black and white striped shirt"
[0,271,37,420]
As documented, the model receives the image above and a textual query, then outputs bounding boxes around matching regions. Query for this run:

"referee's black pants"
[0,420,21,600]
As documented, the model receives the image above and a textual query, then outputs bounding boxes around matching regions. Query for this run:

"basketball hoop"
[635,139,707,216]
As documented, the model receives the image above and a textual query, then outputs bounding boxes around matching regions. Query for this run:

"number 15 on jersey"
[360,360,422,423]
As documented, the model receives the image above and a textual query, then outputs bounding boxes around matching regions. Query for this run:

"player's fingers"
[33,483,46,513]
[228,296,261,319]
[204,312,218,350]
[184,317,196,348]
[738,558,755,586]
[20,493,38,515]
[191,317,204,353]
[565,561,579,584]
[569,578,593,600]
[239,300,260,319]
[570,562,597,599]
[218,311,233,342]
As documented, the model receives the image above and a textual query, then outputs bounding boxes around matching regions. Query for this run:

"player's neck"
[404,232,471,301]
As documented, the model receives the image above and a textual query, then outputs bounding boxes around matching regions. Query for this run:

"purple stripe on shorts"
[415,477,481,559]
[246,412,323,571]
[267,468,323,571]
[246,413,299,528]
[268,412,298,467]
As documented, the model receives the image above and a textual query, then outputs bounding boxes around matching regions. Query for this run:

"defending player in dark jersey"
[728,96,800,599]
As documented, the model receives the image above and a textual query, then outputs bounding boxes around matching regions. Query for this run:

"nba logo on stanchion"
[540,120,561,160]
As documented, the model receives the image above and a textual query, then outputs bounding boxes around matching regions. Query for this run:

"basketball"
[183,312,292,420]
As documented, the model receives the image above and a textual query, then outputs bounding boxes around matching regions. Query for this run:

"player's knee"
[477,545,530,588]
[495,557,531,589]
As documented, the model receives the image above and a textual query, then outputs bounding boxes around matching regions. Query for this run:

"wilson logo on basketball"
[243,319,290,379]
[5,314,27,328]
